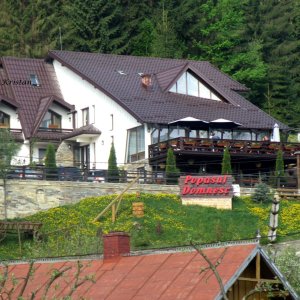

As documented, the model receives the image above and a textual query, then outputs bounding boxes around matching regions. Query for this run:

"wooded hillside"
[0,0,299,127]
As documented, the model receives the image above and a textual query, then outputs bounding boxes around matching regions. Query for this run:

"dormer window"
[30,74,40,86]
[40,110,61,129]
[169,71,220,101]
[0,111,10,128]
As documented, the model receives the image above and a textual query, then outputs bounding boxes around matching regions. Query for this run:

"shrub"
[107,143,119,182]
[44,143,57,180]
[221,147,232,175]
[252,182,273,203]
[165,148,180,184]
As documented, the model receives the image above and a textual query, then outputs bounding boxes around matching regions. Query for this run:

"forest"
[0,0,299,128]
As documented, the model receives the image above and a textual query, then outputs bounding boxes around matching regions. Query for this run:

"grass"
[0,193,300,260]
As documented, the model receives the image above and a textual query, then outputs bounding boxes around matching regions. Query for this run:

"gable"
[32,95,74,135]
[169,70,221,101]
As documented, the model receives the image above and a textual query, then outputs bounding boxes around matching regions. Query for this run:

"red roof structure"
[1,239,297,300]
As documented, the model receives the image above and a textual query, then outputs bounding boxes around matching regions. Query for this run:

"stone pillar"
[56,141,74,167]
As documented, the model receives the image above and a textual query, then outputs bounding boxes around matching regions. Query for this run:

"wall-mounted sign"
[179,175,233,209]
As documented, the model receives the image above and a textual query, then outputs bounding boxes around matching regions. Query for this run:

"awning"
[168,117,209,129]
[209,118,242,129]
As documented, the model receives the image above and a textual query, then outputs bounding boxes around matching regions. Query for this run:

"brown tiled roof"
[0,94,19,108]
[48,51,288,130]
[0,57,72,139]
[1,243,297,299]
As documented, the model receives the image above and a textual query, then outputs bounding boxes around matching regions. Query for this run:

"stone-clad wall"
[0,180,179,219]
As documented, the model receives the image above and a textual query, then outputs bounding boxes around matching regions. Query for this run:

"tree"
[151,5,185,58]
[275,149,285,187]
[252,182,272,203]
[190,241,229,300]
[131,18,155,56]
[0,129,20,179]
[0,128,20,220]
[107,143,119,182]
[274,247,300,295]
[165,148,180,184]
[63,0,124,53]
[275,150,284,177]
[44,143,57,180]
[221,147,232,175]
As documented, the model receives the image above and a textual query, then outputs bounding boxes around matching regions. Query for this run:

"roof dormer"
[169,70,221,101]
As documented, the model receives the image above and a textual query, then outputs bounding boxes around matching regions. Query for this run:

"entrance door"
[80,145,90,169]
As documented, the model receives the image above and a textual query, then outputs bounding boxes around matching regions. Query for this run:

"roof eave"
[48,51,144,124]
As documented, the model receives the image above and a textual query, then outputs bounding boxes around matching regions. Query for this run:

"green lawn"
[1,193,300,260]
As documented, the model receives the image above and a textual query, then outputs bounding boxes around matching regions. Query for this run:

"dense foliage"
[0,0,299,127]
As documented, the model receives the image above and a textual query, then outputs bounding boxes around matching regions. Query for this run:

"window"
[126,126,145,163]
[40,110,61,129]
[0,111,10,127]
[170,71,220,101]
[82,108,89,126]
[38,148,46,164]
[30,74,40,86]
[233,130,251,141]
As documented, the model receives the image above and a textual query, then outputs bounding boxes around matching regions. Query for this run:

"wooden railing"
[149,138,300,158]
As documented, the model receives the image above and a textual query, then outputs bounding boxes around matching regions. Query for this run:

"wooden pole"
[112,203,116,223]
[256,253,261,281]
[93,176,139,222]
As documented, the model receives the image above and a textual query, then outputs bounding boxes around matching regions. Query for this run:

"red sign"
[180,175,233,197]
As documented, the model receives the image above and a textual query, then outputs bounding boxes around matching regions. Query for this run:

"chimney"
[103,232,130,260]
[141,74,152,89]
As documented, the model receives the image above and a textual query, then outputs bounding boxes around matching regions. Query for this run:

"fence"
[4,165,298,189]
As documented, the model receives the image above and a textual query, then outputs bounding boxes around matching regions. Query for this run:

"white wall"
[0,104,21,129]
[49,102,73,130]
[53,60,142,169]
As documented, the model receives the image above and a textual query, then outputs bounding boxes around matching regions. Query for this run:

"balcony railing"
[149,137,300,158]
[38,127,73,133]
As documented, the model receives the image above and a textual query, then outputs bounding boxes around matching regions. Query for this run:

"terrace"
[148,137,300,177]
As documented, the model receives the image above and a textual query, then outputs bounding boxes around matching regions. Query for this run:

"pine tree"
[221,147,232,175]
[45,143,57,179]
[165,148,180,184]
[131,18,155,56]
[64,0,125,53]
[257,0,300,127]
[275,150,284,177]
[151,6,184,58]
[108,143,119,182]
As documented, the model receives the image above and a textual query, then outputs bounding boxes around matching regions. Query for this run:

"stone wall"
[0,180,179,219]
[0,180,253,220]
